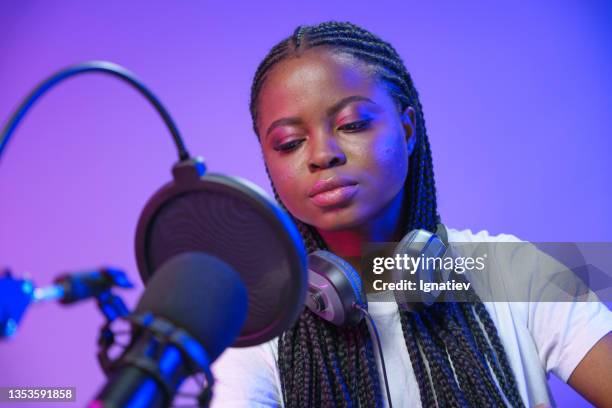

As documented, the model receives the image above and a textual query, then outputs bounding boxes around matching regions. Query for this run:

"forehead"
[257,48,390,130]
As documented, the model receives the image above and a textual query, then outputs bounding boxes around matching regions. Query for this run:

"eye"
[337,119,372,133]
[274,139,304,152]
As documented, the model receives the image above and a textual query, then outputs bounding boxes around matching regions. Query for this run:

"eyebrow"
[265,95,377,139]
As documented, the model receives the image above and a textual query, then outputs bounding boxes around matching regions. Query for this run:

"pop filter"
[135,158,307,347]
[0,59,307,350]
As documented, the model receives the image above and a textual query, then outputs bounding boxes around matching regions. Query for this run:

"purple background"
[1,1,610,406]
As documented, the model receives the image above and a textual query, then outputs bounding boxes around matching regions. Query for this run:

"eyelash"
[274,119,372,153]
[275,139,304,152]
[339,119,371,133]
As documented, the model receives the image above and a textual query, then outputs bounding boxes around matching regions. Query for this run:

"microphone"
[91,158,309,407]
[90,251,248,408]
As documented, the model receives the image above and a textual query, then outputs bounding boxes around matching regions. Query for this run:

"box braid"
[249,21,525,408]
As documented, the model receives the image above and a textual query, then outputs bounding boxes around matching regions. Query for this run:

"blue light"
[125,379,158,408]
[32,285,64,302]
[159,345,181,376]
[3,318,17,337]
[21,280,33,294]
[123,345,183,408]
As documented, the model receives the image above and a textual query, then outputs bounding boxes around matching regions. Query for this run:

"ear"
[401,106,417,155]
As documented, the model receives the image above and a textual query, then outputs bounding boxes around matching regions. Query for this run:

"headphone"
[305,223,452,326]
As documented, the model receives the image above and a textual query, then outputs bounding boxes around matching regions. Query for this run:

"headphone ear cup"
[314,250,367,309]
[306,250,366,326]
[392,225,449,309]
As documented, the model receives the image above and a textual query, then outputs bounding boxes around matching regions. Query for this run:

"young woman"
[210,21,612,407]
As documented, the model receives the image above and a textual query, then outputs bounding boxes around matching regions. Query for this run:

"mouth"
[308,177,359,208]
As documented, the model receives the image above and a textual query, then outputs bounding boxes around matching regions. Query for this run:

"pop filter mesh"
[142,181,303,345]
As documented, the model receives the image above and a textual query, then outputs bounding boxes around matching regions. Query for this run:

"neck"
[317,189,407,258]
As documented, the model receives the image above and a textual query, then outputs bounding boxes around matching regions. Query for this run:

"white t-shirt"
[208,228,612,407]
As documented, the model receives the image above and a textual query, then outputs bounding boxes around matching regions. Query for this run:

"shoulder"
[445,226,526,280]
[446,226,612,384]
[446,226,523,244]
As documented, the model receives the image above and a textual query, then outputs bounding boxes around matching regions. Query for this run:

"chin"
[310,206,366,232]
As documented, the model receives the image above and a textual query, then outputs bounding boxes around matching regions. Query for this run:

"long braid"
[251,21,524,407]
[425,304,503,407]
[475,302,525,406]
[411,309,467,408]
[457,303,520,406]
[300,315,313,408]
[347,327,360,404]
[361,322,384,407]
[400,311,436,407]
[321,319,351,407]
[306,310,337,406]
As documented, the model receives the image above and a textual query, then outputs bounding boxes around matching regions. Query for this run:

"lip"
[308,176,359,208]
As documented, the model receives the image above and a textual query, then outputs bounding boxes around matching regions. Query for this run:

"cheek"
[367,132,409,186]
[265,155,307,210]
[275,172,298,199]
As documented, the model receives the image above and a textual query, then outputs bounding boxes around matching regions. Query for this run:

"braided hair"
[249,21,524,408]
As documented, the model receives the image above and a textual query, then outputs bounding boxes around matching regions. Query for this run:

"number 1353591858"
[0,387,76,402]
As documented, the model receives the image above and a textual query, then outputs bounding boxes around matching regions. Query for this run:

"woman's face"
[256,47,416,232]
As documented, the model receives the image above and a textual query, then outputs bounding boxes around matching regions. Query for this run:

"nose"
[308,133,346,172]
